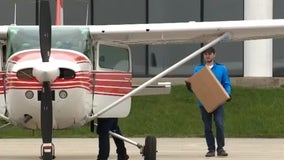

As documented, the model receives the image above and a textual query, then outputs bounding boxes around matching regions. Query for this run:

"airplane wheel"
[40,143,55,160]
[143,136,157,160]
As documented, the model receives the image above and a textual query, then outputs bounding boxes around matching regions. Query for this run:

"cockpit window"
[98,44,130,72]
[6,26,92,59]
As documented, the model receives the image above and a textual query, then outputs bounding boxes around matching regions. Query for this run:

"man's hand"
[227,95,232,102]
[185,80,192,92]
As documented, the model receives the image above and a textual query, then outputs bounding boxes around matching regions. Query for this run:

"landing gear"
[40,143,55,160]
[107,129,157,160]
[142,136,157,160]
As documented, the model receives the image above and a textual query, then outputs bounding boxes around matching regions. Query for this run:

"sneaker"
[205,150,215,157]
[217,149,228,156]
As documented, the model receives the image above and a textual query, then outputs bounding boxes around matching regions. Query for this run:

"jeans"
[96,118,127,160]
[200,105,225,152]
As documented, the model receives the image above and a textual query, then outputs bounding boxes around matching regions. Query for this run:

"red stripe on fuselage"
[6,71,93,91]
[6,50,93,91]
[5,71,133,96]
[0,72,5,94]
[93,72,132,96]
[6,50,133,96]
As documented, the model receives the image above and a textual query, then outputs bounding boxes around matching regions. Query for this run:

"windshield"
[6,26,92,58]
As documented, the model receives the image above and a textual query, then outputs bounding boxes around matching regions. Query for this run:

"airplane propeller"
[38,1,55,159]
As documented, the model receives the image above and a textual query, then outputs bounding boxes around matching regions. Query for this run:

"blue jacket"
[193,62,231,107]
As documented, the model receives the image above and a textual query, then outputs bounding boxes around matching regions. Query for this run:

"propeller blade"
[39,0,52,62]
[41,81,53,143]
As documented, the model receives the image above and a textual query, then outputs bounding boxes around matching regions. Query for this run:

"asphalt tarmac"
[1,138,284,160]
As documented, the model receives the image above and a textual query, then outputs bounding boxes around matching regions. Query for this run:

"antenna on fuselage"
[85,3,89,25]
[12,3,17,25]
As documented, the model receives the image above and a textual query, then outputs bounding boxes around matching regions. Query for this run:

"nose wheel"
[40,143,55,160]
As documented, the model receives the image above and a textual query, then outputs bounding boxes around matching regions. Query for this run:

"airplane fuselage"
[6,49,93,129]
[1,26,132,130]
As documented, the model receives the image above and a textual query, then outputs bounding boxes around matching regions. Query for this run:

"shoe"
[97,157,107,160]
[217,149,228,156]
[117,154,129,160]
[97,155,107,160]
[205,150,215,157]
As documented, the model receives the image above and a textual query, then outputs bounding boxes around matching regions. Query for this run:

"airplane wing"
[2,19,284,44]
[89,19,284,44]
[86,19,284,119]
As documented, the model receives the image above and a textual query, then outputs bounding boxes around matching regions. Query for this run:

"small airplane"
[1,0,284,160]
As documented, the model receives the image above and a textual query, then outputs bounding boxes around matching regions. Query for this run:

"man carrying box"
[185,47,231,157]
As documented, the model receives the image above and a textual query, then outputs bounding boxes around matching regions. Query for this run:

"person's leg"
[214,106,225,151]
[200,106,215,152]
[96,118,112,160]
[214,106,228,156]
[111,118,128,160]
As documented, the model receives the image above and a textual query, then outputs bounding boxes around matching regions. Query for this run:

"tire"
[143,136,157,160]
[40,143,55,160]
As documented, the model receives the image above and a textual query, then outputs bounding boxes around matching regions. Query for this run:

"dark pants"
[96,118,127,160]
[200,106,225,152]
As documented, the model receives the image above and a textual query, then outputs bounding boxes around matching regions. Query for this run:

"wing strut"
[86,32,230,121]
[0,114,9,122]
[0,122,12,130]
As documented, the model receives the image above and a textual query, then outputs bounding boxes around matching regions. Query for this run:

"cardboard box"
[187,66,230,113]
